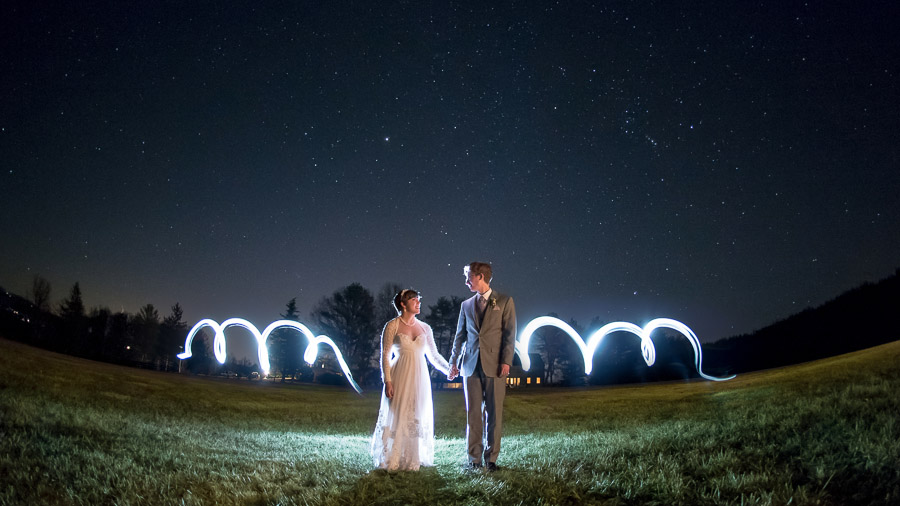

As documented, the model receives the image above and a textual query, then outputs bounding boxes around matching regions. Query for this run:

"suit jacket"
[449,291,517,378]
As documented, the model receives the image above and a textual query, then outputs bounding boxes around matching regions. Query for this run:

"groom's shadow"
[335,467,451,505]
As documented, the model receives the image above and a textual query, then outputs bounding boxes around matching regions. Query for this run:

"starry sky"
[2,1,898,345]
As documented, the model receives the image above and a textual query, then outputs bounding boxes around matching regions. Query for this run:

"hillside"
[708,269,900,373]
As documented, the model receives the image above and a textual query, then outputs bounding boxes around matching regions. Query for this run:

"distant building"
[506,353,544,388]
[431,353,545,389]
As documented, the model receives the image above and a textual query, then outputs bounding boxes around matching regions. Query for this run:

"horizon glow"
[516,316,735,381]
[176,318,362,393]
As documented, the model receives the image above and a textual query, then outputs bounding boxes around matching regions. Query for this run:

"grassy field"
[1,338,898,505]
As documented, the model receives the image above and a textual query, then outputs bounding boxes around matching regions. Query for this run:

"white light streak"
[178,315,732,394]
[177,318,362,393]
[516,316,735,381]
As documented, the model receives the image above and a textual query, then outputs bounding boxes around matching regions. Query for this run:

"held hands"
[446,364,508,379]
[385,381,394,399]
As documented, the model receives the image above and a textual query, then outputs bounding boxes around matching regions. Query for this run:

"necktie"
[478,294,488,319]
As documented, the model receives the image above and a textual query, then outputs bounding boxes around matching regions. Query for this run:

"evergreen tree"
[270,298,306,381]
[186,331,214,374]
[58,282,85,319]
[58,282,87,354]
[160,303,188,372]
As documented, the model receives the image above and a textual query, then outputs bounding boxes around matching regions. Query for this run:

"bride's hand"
[385,381,394,399]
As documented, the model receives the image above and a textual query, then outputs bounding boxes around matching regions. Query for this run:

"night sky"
[2,1,898,346]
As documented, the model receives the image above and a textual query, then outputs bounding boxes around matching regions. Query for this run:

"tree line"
[1,275,729,387]
[0,276,189,371]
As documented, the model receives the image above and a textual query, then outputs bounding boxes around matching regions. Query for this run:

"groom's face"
[465,271,485,293]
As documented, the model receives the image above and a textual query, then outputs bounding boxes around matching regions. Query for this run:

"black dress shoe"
[486,462,500,472]
[463,462,483,471]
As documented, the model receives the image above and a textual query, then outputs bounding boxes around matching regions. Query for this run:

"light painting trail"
[178,315,733,393]
[515,316,736,381]
[176,318,362,393]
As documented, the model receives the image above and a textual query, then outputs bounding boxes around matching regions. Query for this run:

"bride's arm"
[381,319,398,384]
[423,323,450,375]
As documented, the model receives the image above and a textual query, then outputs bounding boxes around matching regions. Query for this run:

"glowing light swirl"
[176,318,362,393]
[516,316,734,381]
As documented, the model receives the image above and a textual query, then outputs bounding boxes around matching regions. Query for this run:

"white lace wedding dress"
[371,317,450,471]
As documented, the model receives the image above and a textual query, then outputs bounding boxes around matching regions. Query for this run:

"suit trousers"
[464,356,506,464]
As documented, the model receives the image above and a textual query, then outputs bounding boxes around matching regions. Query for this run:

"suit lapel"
[469,296,481,331]
[480,294,495,329]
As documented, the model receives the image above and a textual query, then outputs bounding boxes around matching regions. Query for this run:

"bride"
[371,289,450,471]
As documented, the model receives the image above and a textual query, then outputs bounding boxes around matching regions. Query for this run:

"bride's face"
[402,296,421,315]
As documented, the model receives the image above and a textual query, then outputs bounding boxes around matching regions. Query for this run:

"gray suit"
[449,290,516,464]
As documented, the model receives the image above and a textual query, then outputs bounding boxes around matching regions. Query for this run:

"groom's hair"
[465,262,492,283]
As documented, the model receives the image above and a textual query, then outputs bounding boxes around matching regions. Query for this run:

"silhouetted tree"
[185,331,215,374]
[375,283,405,328]
[312,283,377,383]
[424,296,464,357]
[645,332,695,382]
[533,313,584,385]
[159,303,187,371]
[131,304,160,365]
[270,298,307,381]
[371,283,405,381]
[58,283,85,318]
[22,275,53,345]
[106,311,130,361]
[29,275,51,313]
[58,282,87,353]
[86,307,111,359]
[588,329,649,386]
[559,318,587,385]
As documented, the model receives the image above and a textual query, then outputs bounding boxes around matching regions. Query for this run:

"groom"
[448,261,517,472]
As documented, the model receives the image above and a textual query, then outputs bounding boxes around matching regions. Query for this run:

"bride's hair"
[393,289,420,314]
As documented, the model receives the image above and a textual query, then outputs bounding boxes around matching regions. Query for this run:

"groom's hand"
[448,365,459,380]
[499,364,510,377]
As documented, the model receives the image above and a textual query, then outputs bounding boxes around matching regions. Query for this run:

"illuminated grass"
[1,338,898,505]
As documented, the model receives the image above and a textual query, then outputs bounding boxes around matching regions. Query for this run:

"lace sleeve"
[423,323,450,375]
[381,319,398,383]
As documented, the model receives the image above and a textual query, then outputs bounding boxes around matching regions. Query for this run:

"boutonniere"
[490,297,498,309]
